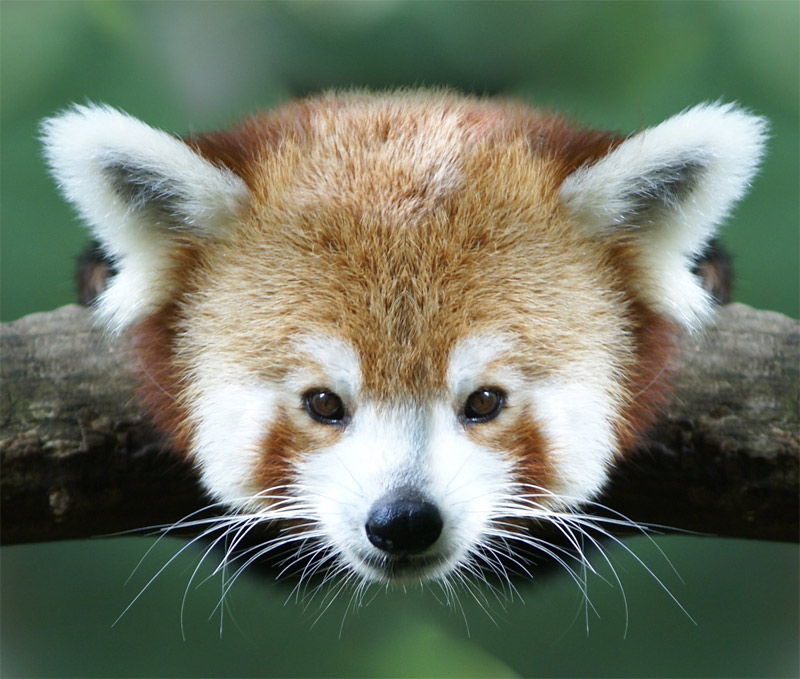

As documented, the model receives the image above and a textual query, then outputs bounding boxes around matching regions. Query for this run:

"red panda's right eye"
[304,389,346,424]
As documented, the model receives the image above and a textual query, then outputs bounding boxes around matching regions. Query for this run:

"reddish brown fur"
[477,408,554,492]
[147,93,676,483]
[614,302,678,455]
[130,301,194,456]
[189,92,623,204]
[605,239,681,455]
[45,92,762,584]
[255,410,344,493]
[255,412,303,495]
[508,413,554,491]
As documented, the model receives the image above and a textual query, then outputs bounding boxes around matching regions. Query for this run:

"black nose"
[365,490,443,555]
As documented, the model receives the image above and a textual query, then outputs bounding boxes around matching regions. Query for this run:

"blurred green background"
[1,2,797,677]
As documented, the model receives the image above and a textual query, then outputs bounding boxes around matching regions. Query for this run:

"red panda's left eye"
[304,389,346,424]
[463,387,505,423]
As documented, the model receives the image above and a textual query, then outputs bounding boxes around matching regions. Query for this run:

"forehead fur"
[178,91,631,399]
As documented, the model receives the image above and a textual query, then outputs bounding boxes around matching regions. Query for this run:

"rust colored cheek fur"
[615,302,680,456]
[129,302,194,457]
[505,413,554,493]
[255,413,341,495]
[508,413,553,492]
[468,411,554,492]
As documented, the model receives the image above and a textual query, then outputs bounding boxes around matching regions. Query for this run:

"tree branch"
[1,303,797,546]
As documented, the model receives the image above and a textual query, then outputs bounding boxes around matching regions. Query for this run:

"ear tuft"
[41,104,250,331]
[559,102,768,330]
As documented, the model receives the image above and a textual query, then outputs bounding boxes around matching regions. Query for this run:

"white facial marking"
[447,332,521,398]
[528,381,617,504]
[291,335,362,402]
[190,382,277,507]
[297,400,514,584]
[291,334,624,584]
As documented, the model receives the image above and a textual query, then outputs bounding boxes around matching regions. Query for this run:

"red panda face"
[42,92,766,587]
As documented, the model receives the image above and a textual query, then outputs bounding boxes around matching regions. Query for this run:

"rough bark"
[1,303,798,546]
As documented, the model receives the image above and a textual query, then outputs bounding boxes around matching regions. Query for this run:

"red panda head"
[43,92,766,586]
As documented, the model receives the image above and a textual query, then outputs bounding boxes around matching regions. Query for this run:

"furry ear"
[559,103,767,330]
[42,104,249,331]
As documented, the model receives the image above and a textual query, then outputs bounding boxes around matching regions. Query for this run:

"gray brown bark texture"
[1,303,798,546]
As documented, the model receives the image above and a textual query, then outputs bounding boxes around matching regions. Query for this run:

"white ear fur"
[41,104,249,331]
[560,102,768,330]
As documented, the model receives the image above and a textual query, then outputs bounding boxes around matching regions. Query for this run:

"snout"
[365,488,443,556]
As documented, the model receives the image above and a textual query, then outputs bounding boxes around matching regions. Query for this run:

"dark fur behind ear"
[102,161,191,226]
[76,241,116,307]
[692,240,733,305]
[623,158,707,223]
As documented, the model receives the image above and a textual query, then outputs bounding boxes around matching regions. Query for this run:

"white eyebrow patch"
[446,333,519,396]
[289,335,363,399]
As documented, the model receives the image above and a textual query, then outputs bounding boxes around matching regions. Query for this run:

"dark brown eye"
[304,389,346,424]
[463,387,505,423]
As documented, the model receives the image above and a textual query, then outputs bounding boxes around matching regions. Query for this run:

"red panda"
[42,91,766,591]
